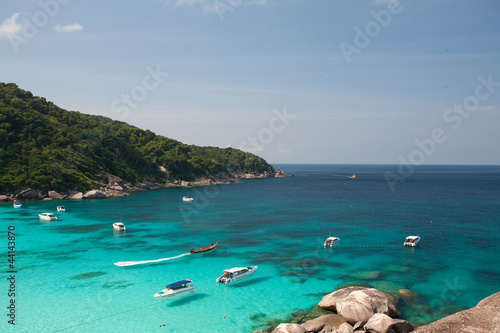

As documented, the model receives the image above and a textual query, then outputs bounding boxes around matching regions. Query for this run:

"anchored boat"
[190,242,217,254]
[404,236,420,247]
[39,213,57,221]
[324,236,340,247]
[154,279,196,299]
[113,222,126,231]
[216,266,258,284]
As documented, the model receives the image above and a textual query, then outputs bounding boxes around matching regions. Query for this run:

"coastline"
[0,168,292,202]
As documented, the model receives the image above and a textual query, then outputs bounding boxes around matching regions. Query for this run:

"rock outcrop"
[318,287,400,324]
[254,287,410,333]
[48,191,65,200]
[364,313,413,333]
[414,291,500,333]
[254,288,500,333]
[83,190,107,199]
[0,169,293,202]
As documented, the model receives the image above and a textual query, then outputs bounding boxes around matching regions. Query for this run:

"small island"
[0,83,291,201]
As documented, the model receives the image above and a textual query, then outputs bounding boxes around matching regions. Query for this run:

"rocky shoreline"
[254,287,500,333]
[0,168,292,202]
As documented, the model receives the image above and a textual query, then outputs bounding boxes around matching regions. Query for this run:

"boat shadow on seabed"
[222,276,271,288]
[167,293,209,306]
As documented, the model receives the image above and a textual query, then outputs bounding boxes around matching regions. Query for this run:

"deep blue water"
[1,164,499,332]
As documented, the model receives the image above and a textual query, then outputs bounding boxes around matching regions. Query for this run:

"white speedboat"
[324,236,340,247]
[404,236,420,247]
[154,279,196,299]
[113,222,126,231]
[182,196,194,202]
[13,202,22,208]
[57,206,65,212]
[39,213,57,221]
[216,266,258,284]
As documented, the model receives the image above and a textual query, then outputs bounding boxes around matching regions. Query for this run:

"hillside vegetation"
[0,83,274,193]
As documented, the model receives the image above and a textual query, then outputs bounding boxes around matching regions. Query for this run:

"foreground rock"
[414,291,500,333]
[255,288,500,333]
[301,314,347,332]
[364,313,413,333]
[318,287,400,325]
[272,323,307,333]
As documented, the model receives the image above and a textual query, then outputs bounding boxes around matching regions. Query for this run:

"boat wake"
[114,252,191,267]
[329,173,353,178]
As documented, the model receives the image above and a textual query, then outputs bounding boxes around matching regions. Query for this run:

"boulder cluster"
[0,169,292,202]
[254,287,500,333]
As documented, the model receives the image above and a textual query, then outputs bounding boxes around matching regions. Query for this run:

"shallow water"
[1,164,499,332]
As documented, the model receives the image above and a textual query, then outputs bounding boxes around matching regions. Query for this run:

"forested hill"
[0,83,274,194]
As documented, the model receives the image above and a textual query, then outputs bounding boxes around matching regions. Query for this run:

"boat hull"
[324,237,340,247]
[404,236,420,247]
[113,223,126,231]
[154,286,196,299]
[216,266,258,284]
[39,214,57,221]
[190,242,217,254]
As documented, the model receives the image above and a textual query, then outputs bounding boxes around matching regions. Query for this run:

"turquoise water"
[1,164,500,332]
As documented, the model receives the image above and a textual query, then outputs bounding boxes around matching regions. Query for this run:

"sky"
[0,0,499,165]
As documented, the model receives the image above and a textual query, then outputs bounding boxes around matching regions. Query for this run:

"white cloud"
[0,13,22,38]
[55,23,83,32]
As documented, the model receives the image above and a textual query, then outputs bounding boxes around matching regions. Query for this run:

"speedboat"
[39,213,57,221]
[182,196,194,202]
[154,279,196,299]
[404,236,420,247]
[324,237,340,247]
[57,206,65,212]
[113,222,126,231]
[190,242,218,254]
[351,173,356,179]
[216,266,258,284]
[13,202,22,208]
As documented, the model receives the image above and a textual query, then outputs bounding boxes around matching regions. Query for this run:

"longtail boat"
[190,242,218,254]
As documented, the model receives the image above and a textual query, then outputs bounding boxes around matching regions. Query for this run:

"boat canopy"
[224,267,248,273]
[166,280,191,289]
[14,202,21,204]
[57,206,64,208]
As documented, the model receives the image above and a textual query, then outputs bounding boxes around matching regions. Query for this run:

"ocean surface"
[1,164,500,332]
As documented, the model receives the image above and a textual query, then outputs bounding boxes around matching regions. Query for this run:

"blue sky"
[1,0,499,164]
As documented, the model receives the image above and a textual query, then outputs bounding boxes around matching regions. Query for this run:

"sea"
[1,164,499,333]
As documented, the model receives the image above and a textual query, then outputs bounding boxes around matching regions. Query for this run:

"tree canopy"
[0,83,274,193]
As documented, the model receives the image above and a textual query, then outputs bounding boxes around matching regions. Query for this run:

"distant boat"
[351,173,356,179]
[39,213,57,221]
[182,196,194,202]
[324,236,340,247]
[404,236,420,247]
[13,202,22,208]
[154,279,196,299]
[216,266,258,284]
[190,242,217,254]
[113,222,126,231]
[57,206,65,212]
